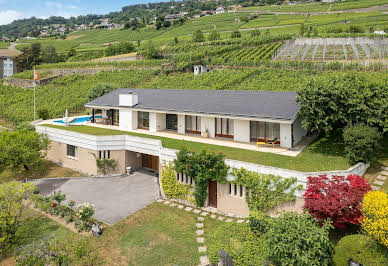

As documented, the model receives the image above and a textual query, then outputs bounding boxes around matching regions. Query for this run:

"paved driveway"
[33,171,160,225]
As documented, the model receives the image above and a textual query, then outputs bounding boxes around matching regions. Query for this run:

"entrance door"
[141,154,159,171]
[208,180,217,208]
[166,114,178,131]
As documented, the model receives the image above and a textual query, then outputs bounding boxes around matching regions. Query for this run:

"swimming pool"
[54,115,102,124]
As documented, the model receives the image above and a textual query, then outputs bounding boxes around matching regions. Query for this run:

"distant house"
[193,65,210,75]
[215,6,226,14]
[232,5,243,12]
[0,49,21,78]
[201,10,214,16]
[374,30,386,35]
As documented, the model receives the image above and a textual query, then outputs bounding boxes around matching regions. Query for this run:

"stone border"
[156,198,249,266]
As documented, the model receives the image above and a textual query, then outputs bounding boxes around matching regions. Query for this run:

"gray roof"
[85,88,300,121]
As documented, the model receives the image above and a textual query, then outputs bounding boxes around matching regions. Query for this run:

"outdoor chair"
[256,137,278,148]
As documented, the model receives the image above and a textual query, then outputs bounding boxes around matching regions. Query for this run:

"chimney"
[119,91,138,107]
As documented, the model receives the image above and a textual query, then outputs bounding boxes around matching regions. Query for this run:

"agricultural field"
[0,42,9,49]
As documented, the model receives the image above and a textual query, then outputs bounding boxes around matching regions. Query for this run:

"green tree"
[67,47,76,57]
[174,147,228,207]
[230,30,241,39]
[42,45,60,64]
[250,29,261,37]
[343,124,382,164]
[37,108,50,120]
[192,29,205,42]
[138,40,159,59]
[173,37,178,44]
[208,30,220,41]
[265,212,334,266]
[0,130,50,172]
[88,83,117,101]
[0,181,36,252]
[15,43,42,71]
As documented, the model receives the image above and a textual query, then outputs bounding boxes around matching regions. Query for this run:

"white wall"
[156,113,166,132]
[233,119,250,142]
[280,123,292,148]
[178,114,185,134]
[149,112,157,132]
[132,110,138,130]
[200,116,215,138]
[119,109,132,130]
[293,115,307,146]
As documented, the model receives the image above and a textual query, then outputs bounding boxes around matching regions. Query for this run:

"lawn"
[1,202,207,265]
[41,124,351,172]
[0,42,10,49]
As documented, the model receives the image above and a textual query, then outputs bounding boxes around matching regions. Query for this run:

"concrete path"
[33,171,160,225]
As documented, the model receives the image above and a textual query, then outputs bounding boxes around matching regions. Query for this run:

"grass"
[40,124,351,172]
[0,160,84,184]
[364,136,388,193]
[0,42,10,49]
[1,202,207,265]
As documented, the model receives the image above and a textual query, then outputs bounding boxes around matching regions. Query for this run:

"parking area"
[33,170,160,225]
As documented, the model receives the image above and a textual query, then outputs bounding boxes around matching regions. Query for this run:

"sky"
[0,0,164,25]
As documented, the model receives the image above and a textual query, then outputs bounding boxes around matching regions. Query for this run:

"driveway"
[33,171,160,225]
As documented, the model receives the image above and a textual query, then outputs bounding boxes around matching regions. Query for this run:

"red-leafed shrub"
[303,174,371,228]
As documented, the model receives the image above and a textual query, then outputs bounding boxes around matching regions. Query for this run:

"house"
[193,65,210,75]
[374,30,386,35]
[215,6,226,14]
[36,88,311,216]
[0,49,20,78]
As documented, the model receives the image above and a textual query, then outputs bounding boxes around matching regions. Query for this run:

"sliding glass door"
[185,115,201,134]
[138,112,149,129]
[250,121,280,142]
[166,114,178,131]
[215,118,234,138]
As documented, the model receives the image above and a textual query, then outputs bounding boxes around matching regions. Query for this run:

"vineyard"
[1,67,388,124]
[274,37,388,61]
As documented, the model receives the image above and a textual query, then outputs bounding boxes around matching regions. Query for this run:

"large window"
[66,144,77,158]
[250,121,280,142]
[215,118,234,138]
[185,115,201,134]
[138,112,149,129]
[166,114,178,131]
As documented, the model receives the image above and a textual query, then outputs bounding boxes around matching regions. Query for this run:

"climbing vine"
[161,162,191,200]
[231,168,303,213]
[174,147,228,207]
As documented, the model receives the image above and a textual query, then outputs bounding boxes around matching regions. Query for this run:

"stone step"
[196,223,204,228]
[198,246,207,253]
[374,180,384,186]
[199,255,209,265]
[377,175,387,181]
[372,185,381,191]
[196,237,204,244]
[196,229,204,236]
[380,171,388,176]
[381,166,388,171]
[197,217,204,221]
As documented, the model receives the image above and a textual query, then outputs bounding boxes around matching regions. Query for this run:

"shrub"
[138,40,160,59]
[161,162,190,200]
[75,202,95,232]
[96,158,118,175]
[265,212,333,266]
[332,234,388,266]
[88,83,117,101]
[230,30,241,39]
[208,30,220,41]
[304,174,370,228]
[14,122,35,131]
[208,222,267,265]
[192,29,205,42]
[343,124,382,164]
[249,211,274,235]
[37,108,50,120]
[105,41,135,57]
[361,191,388,248]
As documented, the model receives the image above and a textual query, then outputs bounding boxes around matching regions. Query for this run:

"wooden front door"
[141,154,159,171]
[208,180,217,208]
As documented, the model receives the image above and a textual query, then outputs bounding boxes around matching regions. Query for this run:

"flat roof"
[0,49,21,58]
[85,88,300,121]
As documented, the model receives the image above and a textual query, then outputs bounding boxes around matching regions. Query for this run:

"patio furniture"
[256,137,278,148]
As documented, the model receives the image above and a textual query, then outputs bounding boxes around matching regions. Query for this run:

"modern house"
[85,88,307,149]
[0,49,20,78]
[36,88,316,216]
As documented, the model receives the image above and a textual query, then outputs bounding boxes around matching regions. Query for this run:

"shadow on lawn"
[307,132,347,158]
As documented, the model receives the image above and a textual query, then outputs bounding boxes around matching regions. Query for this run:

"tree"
[343,124,382,164]
[173,37,178,44]
[88,84,117,101]
[15,43,42,71]
[0,181,36,252]
[304,174,371,228]
[361,191,388,248]
[174,147,228,207]
[208,30,220,41]
[105,41,135,57]
[192,29,205,42]
[230,30,241,39]
[250,29,261,37]
[37,108,50,120]
[138,40,159,59]
[297,74,388,133]
[42,45,60,64]
[265,212,334,266]
[0,130,50,172]
[67,47,76,57]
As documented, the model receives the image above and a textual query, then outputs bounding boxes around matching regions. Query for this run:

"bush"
[332,234,388,266]
[37,108,50,120]
[192,29,205,43]
[249,211,274,235]
[138,40,160,59]
[343,124,382,164]
[304,174,371,228]
[161,162,190,200]
[265,212,333,266]
[361,191,388,248]
[14,122,35,131]
[105,41,135,57]
[230,30,241,39]
[208,222,267,265]
[75,202,95,232]
[88,83,117,101]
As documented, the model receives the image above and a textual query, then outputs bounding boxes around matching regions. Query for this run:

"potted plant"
[202,128,210,138]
